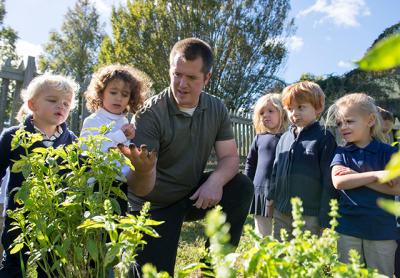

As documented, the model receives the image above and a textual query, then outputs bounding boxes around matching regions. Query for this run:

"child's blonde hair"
[282,81,325,116]
[84,64,151,114]
[16,74,79,123]
[253,93,288,134]
[326,93,385,142]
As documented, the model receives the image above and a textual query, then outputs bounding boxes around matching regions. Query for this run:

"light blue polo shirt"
[331,139,399,240]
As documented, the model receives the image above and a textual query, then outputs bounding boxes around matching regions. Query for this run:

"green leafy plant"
[8,128,161,278]
[175,198,381,278]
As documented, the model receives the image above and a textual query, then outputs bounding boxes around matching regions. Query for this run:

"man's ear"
[204,71,212,86]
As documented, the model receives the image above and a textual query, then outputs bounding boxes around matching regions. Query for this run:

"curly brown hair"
[84,64,151,113]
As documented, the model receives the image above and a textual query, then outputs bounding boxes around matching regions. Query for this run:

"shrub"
[8,127,161,278]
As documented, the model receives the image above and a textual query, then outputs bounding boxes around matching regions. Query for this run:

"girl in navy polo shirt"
[245,93,287,237]
[0,74,78,277]
[328,93,400,277]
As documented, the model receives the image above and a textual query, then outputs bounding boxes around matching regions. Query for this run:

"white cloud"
[287,36,304,52]
[16,40,43,59]
[93,0,111,16]
[92,0,125,17]
[337,60,353,68]
[298,0,370,27]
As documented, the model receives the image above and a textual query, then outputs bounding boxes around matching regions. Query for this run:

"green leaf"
[357,34,400,70]
[74,246,83,261]
[104,245,120,266]
[32,147,48,154]
[380,151,400,183]
[10,243,24,254]
[110,186,127,201]
[11,160,27,173]
[377,198,400,216]
[87,239,98,261]
[77,219,105,230]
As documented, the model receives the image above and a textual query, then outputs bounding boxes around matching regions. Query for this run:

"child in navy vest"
[267,81,337,240]
[328,93,400,277]
[245,93,288,237]
[0,74,78,277]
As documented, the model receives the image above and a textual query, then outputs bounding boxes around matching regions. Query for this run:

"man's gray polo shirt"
[129,88,234,210]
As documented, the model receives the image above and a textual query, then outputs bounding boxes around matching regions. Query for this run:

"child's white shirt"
[80,107,131,178]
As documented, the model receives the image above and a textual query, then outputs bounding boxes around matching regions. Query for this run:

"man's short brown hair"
[169,37,213,74]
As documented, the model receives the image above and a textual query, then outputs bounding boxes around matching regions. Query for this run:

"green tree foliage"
[0,0,18,64]
[38,0,105,132]
[39,0,104,84]
[0,0,19,128]
[99,0,294,110]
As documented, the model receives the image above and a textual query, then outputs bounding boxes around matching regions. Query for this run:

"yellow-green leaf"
[377,198,400,216]
[380,151,400,183]
[357,34,400,70]
[10,243,24,254]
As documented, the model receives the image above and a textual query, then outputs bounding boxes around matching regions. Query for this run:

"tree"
[0,0,19,128]
[99,0,294,110]
[39,0,105,132]
[0,0,18,64]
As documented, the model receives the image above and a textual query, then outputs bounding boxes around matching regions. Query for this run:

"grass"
[175,216,255,277]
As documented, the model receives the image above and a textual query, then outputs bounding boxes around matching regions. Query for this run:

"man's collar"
[166,87,208,115]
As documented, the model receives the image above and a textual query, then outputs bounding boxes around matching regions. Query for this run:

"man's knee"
[225,173,254,200]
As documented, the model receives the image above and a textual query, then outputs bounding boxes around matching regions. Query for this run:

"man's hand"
[117,143,157,196]
[117,143,157,174]
[189,180,223,209]
[121,124,135,140]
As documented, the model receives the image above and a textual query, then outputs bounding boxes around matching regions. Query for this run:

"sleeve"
[215,103,234,142]
[330,147,346,167]
[80,116,127,152]
[267,137,282,201]
[244,136,258,181]
[318,132,339,228]
[0,129,12,180]
[131,110,161,152]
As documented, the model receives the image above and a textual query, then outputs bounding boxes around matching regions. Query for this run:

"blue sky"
[4,0,400,83]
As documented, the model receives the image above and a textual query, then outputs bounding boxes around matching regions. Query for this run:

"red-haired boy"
[267,81,338,239]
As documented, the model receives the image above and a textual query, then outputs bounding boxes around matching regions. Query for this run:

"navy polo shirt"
[331,139,399,240]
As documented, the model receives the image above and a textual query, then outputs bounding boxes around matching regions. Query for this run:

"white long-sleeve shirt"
[80,107,131,177]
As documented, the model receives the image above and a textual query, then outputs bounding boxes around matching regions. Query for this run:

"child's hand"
[121,123,135,140]
[374,170,391,185]
[387,176,400,188]
[332,166,357,176]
